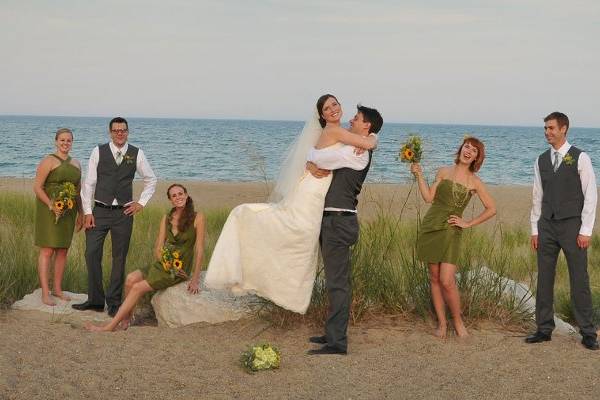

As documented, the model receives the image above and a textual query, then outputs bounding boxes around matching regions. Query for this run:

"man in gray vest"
[305,105,383,355]
[73,117,157,317]
[526,111,598,350]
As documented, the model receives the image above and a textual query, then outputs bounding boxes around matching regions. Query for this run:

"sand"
[2,178,599,399]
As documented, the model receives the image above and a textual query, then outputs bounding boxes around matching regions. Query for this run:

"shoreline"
[0,177,537,227]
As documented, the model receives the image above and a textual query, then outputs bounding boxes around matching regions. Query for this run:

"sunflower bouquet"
[51,182,77,224]
[161,245,186,278]
[240,343,281,373]
[398,135,423,163]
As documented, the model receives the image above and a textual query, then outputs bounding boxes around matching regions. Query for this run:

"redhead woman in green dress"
[33,128,83,306]
[86,183,206,332]
[410,137,496,338]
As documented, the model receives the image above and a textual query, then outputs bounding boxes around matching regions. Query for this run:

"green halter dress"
[143,215,197,291]
[417,179,472,265]
[34,155,81,248]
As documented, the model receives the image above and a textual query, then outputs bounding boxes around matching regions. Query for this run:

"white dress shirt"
[307,144,370,213]
[81,142,157,215]
[530,141,597,236]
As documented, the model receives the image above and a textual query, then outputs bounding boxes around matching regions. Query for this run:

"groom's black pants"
[320,212,359,352]
[85,205,134,308]
[536,216,596,338]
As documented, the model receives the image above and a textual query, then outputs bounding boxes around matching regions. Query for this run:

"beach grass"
[1,189,599,331]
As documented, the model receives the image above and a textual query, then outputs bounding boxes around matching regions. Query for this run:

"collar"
[551,141,571,157]
[109,142,128,155]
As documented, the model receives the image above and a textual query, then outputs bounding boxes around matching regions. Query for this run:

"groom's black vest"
[324,150,372,210]
[538,146,584,220]
[95,143,139,205]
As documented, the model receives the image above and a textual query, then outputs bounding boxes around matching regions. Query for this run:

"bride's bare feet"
[84,321,112,332]
[453,321,469,338]
[52,291,71,301]
[42,293,56,306]
[119,318,131,331]
[434,323,447,339]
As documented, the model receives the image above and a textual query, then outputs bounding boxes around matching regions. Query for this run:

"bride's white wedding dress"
[204,113,337,313]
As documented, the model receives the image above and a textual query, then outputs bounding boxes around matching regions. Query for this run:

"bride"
[204,94,377,313]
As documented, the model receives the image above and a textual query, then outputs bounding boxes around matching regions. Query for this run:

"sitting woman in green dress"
[86,183,206,332]
[410,137,496,338]
[33,128,83,306]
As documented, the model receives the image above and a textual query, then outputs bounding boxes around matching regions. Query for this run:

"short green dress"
[417,179,472,265]
[34,155,81,248]
[143,215,197,291]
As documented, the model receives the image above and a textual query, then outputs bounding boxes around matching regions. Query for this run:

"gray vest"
[324,151,372,210]
[95,143,139,205]
[539,146,584,220]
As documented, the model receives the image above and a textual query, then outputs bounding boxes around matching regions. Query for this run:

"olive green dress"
[34,155,81,248]
[417,179,472,265]
[143,215,197,291]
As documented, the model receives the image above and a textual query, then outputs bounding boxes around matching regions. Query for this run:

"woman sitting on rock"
[86,183,205,332]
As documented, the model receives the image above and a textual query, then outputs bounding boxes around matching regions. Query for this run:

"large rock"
[11,288,111,323]
[151,272,257,328]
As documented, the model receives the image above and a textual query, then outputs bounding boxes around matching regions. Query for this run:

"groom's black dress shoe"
[72,301,105,312]
[307,345,347,355]
[581,336,600,350]
[309,335,327,344]
[525,331,552,343]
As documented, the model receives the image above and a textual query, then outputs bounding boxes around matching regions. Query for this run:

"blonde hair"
[55,128,73,140]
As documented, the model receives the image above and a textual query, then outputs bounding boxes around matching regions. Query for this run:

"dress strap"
[49,154,71,163]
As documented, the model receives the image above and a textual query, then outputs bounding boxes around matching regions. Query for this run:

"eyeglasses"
[111,129,129,134]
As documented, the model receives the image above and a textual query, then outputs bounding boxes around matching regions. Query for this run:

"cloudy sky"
[1,0,599,126]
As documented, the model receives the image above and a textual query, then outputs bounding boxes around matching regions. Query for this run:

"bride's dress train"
[204,167,333,313]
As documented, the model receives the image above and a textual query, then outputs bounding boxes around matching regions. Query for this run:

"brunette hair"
[55,128,73,140]
[167,183,196,232]
[455,136,485,172]
[544,111,569,133]
[357,104,383,134]
[316,94,339,128]
[109,116,129,132]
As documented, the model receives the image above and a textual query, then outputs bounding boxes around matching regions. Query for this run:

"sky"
[1,0,599,126]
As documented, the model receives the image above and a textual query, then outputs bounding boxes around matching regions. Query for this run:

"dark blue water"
[1,115,598,185]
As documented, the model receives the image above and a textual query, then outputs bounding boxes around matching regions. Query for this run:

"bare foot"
[42,293,56,306]
[84,322,111,332]
[434,324,447,339]
[119,318,131,331]
[52,291,72,301]
[454,322,469,338]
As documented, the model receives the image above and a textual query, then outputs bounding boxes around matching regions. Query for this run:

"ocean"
[1,115,598,185]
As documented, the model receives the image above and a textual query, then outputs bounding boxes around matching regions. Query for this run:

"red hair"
[455,137,485,172]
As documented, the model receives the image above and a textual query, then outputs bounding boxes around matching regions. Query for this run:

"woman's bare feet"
[84,322,113,332]
[434,323,448,339]
[119,317,131,331]
[41,293,56,306]
[453,320,469,338]
[52,291,71,301]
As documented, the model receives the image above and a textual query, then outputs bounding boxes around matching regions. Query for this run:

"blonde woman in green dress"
[33,128,83,306]
[86,183,206,332]
[410,137,496,338]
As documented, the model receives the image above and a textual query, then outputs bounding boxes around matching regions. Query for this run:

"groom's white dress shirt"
[81,142,157,215]
[530,141,596,236]
[307,144,369,213]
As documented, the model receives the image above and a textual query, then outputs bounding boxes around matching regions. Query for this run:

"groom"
[306,104,383,355]
[73,117,157,317]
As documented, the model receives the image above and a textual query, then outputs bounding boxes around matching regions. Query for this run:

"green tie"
[116,151,123,166]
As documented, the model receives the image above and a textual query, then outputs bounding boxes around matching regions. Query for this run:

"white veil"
[269,110,323,202]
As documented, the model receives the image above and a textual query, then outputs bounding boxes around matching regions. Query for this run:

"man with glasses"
[73,117,157,317]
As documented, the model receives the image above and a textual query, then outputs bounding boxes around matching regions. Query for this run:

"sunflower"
[403,148,414,161]
[172,251,180,259]
[54,200,65,210]
[67,199,75,209]
[173,259,183,270]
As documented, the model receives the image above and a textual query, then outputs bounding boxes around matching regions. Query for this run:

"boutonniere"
[563,153,575,166]
[123,154,135,165]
